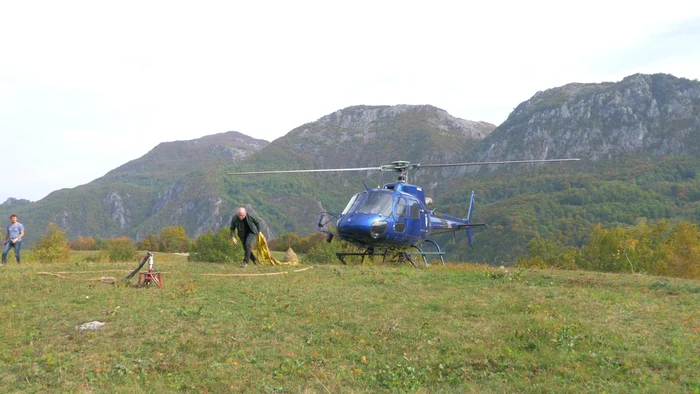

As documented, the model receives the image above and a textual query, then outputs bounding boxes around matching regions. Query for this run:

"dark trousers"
[243,232,258,264]
[2,240,21,264]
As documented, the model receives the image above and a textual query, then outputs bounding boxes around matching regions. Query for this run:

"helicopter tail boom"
[429,190,486,240]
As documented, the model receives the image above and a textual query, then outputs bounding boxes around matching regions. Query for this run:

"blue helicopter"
[229,158,579,266]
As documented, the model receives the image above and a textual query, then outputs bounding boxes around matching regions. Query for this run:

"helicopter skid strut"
[406,239,446,266]
[336,249,376,265]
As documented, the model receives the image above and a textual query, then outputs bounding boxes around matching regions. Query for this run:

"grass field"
[0,254,698,393]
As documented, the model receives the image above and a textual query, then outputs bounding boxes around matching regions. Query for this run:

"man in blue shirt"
[3,214,25,265]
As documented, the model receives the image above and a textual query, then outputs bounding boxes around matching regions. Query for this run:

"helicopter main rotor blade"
[227,158,580,175]
[417,158,580,169]
[227,166,383,175]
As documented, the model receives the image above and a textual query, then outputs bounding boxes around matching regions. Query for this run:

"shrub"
[107,237,137,262]
[520,220,699,279]
[296,233,326,254]
[270,232,301,251]
[189,228,242,263]
[94,237,108,250]
[136,227,192,253]
[270,232,326,253]
[69,236,96,250]
[159,226,192,253]
[30,223,71,263]
[306,239,355,264]
[516,237,578,269]
[137,234,159,252]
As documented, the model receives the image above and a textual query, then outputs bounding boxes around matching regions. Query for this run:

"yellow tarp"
[255,233,300,266]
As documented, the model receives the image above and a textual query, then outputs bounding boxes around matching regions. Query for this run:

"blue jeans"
[2,240,21,264]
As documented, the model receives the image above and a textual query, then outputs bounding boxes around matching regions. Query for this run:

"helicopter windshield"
[357,192,394,216]
[342,192,366,215]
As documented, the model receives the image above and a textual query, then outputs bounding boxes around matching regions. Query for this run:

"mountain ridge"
[2,72,699,264]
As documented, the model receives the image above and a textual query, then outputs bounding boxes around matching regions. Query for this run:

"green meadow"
[0,254,698,393]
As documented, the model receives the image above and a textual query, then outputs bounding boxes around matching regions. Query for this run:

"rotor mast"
[380,161,415,183]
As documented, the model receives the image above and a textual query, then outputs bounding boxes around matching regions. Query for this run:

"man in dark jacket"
[230,207,261,267]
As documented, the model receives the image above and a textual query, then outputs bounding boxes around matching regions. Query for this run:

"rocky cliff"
[269,104,495,169]
[476,73,700,163]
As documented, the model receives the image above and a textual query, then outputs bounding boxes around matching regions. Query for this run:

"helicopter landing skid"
[336,249,375,265]
[336,240,445,267]
[336,248,419,268]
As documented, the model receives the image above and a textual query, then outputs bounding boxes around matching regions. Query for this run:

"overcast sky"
[2,1,700,203]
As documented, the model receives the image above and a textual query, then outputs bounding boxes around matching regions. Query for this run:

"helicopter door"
[393,197,408,233]
[407,198,422,238]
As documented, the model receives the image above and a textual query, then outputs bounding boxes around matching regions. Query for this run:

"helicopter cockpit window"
[342,192,366,215]
[409,199,420,219]
[357,192,394,217]
[395,197,408,219]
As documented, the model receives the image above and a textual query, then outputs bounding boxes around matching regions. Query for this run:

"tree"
[656,222,700,279]
[32,223,71,263]
[579,225,629,272]
[159,226,191,253]
[137,234,159,251]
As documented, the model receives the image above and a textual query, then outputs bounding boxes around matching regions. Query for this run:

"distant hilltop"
[0,198,33,208]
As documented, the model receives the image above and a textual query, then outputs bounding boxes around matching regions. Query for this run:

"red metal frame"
[137,270,163,288]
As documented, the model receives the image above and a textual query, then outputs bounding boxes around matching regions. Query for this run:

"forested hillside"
[437,156,700,263]
[2,73,699,265]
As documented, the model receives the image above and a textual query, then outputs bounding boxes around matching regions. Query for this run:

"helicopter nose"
[338,214,388,241]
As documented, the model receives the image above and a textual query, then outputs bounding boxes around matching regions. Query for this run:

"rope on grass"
[201,266,313,277]
[38,272,118,282]
[52,270,132,274]
[37,266,313,280]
